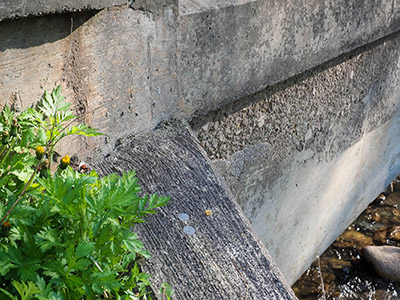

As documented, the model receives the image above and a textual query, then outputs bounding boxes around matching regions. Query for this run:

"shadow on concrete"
[0,11,98,52]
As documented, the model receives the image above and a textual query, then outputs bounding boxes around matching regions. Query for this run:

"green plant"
[0,87,171,299]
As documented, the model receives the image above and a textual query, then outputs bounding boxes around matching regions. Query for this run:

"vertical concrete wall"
[195,34,400,283]
[2,0,400,160]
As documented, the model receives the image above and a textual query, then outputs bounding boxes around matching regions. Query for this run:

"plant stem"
[0,154,44,225]
[0,139,15,167]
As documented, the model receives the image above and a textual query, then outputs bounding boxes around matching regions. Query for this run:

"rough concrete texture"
[0,0,127,21]
[194,33,400,284]
[176,0,400,118]
[91,124,297,299]
[2,1,400,285]
[2,0,400,162]
[0,7,178,160]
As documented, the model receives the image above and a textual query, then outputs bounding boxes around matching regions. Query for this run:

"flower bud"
[39,160,50,178]
[2,221,10,229]
[59,155,70,170]
[1,220,11,237]
[10,119,18,137]
[35,146,45,160]
[1,131,9,144]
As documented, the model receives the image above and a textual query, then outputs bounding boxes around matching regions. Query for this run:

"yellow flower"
[59,155,70,170]
[35,146,45,159]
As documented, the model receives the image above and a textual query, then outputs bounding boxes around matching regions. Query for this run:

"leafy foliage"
[0,87,171,299]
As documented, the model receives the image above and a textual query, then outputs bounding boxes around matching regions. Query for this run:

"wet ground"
[292,179,400,300]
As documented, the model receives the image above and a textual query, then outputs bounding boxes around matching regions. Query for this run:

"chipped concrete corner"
[1,0,400,286]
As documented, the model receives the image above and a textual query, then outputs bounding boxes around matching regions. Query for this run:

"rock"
[363,207,381,222]
[393,180,400,192]
[363,246,400,282]
[335,230,373,249]
[370,212,381,222]
[328,257,352,270]
[389,226,400,242]
[383,192,400,207]
[373,228,387,244]
[371,194,385,206]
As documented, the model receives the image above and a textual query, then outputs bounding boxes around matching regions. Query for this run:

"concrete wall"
[1,0,400,285]
[0,0,127,21]
[195,33,400,283]
[1,0,400,160]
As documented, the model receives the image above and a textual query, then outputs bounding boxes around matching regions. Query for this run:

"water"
[292,180,400,300]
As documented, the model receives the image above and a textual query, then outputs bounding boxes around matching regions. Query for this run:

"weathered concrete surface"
[194,32,400,284]
[2,0,400,285]
[0,0,127,21]
[175,0,400,117]
[2,1,400,161]
[91,123,297,300]
[0,6,178,160]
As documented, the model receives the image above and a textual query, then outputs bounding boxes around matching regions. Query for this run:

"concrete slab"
[91,123,297,299]
[0,0,127,21]
[194,31,400,284]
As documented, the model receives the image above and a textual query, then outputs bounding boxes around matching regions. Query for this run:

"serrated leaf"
[36,276,52,297]
[90,271,121,294]
[74,258,91,271]
[0,287,18,300]
[12,281,40,300]
[75,241,94,259]
[67,124,103,137]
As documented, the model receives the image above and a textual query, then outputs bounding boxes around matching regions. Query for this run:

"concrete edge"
[0,0,128,21]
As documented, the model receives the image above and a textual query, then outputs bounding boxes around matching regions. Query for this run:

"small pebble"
[183,226,195,235]
[179,213,189,222]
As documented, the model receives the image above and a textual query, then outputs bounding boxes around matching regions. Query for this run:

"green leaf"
[36,276,53,298]
[73,258,91,271]
[35,226,63,252]
[75,241,94,259]
[90,270,121,294]
[67,124,103,137]
[12,281,40,300]
[0,287,18,300]
[160,282,173,300]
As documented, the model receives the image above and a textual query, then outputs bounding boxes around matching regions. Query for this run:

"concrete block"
[0,7,178,159]
[195,32,400,284]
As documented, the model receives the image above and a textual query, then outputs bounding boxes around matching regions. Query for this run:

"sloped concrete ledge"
[91,123,297,299]
[0,0,127,21]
